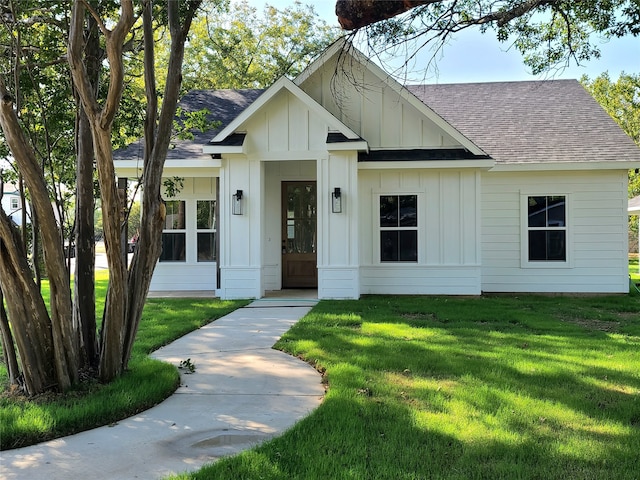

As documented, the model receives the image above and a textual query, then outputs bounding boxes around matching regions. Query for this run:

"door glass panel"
[284,183,316,254]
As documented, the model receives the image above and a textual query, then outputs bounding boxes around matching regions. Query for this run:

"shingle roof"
[113,89,263,161]
[114,81,640,167]
[408,80,640,165]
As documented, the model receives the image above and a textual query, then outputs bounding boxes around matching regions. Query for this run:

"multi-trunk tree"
[0,0,335,397]
[0,0,202,395]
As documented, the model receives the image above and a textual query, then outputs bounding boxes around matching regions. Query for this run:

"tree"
[158,0,337,92]
[582,72,640,250]
[0,0,202,395]
[335,0,640,75]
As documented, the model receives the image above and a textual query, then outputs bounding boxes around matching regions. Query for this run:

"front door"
[282,181,317,288]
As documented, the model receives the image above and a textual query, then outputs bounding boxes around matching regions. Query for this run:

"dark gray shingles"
[113,89,263,161]
[408,80,640,165]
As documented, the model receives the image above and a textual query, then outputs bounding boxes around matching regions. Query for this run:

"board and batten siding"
[242,89,331,158]
[298,56,461,150]
[359,168,482,295]
[481,170,629,293]
[150,177,218,292]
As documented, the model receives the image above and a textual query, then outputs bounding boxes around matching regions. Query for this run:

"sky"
[258,0,637,84]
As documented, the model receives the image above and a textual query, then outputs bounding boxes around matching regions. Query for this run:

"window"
[379,195,417,262]
[10,197,19,210]
[196,200,216,262]
[160,200,186,262]
[526,195,566,262]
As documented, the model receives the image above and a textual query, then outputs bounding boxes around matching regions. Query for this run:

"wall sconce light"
[331,187,342,213]
[232,189,243,215]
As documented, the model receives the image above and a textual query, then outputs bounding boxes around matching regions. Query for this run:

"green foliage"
[163,176,185,198]
[358,1,640,75]
[582,72,640,250]
[173,107,220,140]
[163,0,338,91]
[175,291,640,479]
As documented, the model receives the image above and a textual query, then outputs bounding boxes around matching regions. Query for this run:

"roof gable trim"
[208,76,361,146]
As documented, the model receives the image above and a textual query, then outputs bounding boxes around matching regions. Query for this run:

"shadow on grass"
[260,295,640,479]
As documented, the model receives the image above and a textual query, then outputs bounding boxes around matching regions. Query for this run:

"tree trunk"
[73,9,100,370]
[0,209,57,395]
[0,277,21,387]
[122,0,201,367]
[0,82,78,393]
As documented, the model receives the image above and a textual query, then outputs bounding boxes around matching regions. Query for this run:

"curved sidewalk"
[0,302,324,480]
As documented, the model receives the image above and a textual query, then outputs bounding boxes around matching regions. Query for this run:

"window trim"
[520,192,572,269]
[377,193,419,264]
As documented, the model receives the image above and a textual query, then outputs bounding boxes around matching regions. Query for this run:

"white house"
[0,183,28,226]
[630,195,640,268]
[114,41,640,298]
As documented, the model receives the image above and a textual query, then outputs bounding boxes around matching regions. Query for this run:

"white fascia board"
[202,144,244,155]
[211,76,360,143]
[326,141,369,152]
[294,41,487,157]
[489,161,640,172]
[358,159,495,170]
[114,158,222,179]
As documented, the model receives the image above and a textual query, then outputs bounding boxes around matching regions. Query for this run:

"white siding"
[150,177,218,292]
[243,90,329,157]
[298,57,461,150]
[359,168,482,295]
[481,170,629,293]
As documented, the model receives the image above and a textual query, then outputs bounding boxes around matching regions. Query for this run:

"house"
[0,183,27,226]
[631,195,640,266]
[114,41,640,298]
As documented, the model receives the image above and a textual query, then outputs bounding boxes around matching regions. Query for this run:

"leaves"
[345,0,640,75]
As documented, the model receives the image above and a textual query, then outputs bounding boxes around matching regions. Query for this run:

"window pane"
[529,230,566,261]
[547,231,566,260]
[547,196,565,227]
[399,230,418,261]
[197,200,215,229]
[197,232,215,262]
[528,196,546,227]
[399,195,417,227]
[528,230,547,261]
[160,233,185,261]
[380,231,398,261]
[164,201,186,229]
[380,196,398,227]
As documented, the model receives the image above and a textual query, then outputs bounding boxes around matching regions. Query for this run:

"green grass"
[174,292,640,479]
[630,255,639,286]
[0,271,248,449]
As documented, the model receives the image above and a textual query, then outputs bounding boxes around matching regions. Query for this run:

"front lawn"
[177,292,640,479]
[0,270,249,450]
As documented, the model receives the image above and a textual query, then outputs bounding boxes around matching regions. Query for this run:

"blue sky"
[258,0,637,83]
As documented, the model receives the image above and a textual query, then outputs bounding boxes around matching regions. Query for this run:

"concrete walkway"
[0,302,324,480]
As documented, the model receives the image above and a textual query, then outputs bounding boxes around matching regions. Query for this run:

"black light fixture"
[331,187,342,213]
[232,189,243,215]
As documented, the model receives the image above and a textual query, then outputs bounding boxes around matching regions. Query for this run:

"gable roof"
[408,80,640,166]
[206,76,363,151]
[113,89,263,162]
[295,40,486,157]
